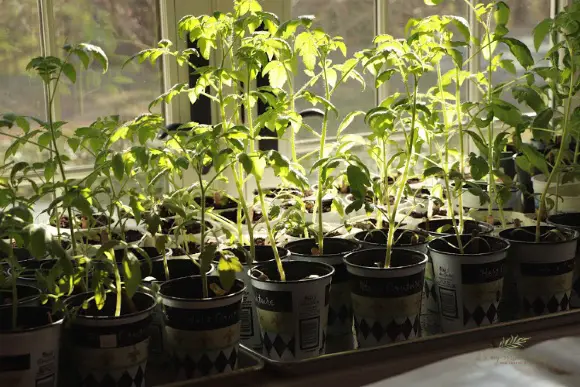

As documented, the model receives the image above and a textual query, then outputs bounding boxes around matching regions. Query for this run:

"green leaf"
[493,2,510,26]
[346,165,371,198]
[62,63,77,83]
[295,32,318,71]
[44,161,55,181]
[424,0,444,5]
[492,100,523,126]
[447,16,470,42]
[262,60,287,89]
[122,251,142,298]
[469,153,490,181]
[27,225,48,259]
[533,18,553,52]
[423,166,444,178]
[499,59,516,75]
[337,110,364,137]
[375,69,396,88]
[199,244,217,280]
[112,153,124,180]
[533,108,553,129]
[77,43,109,73]
[521,143,549,177]
[500,37,534,69]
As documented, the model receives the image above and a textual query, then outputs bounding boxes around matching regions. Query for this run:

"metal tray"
[241,309,580,379]
[148,346,264,387]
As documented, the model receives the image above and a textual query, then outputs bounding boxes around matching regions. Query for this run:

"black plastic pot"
[113,246,171,265]
[0,306,64,386]
[194,196,238,223]
[159,276,245,380]
[215,246,290,352]
[0,284,41,307]
[546,212,580,308]
[249,260,334,360]
[343,248,427,348]
[63,291,156,386]
[353,229,428,252]
[285,238,359,351]
[498,226,579,320]
[417,218,493,237]
[428,235,509,333]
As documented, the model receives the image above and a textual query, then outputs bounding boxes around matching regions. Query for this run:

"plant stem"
[10,250,17,330]
[255,182,286,281]
[485,13,496,218]
[385,80,418,268]
[536,41,576,242]
[243,71,283,279]
[199,181,209,299]
[316,56,331,255]
[46,54,78,255]
[455,68,465,234]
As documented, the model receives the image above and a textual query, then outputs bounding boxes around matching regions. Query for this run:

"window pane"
[292,0,376,142]
[0,0,44,155]
[54,0,163,164]
[386,0,468,94]
[484,0,551,109]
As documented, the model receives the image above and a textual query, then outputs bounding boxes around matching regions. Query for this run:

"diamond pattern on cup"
[354,315,420,347]
[462,303,498,327]
[173,347,237,379]
[78,364,146,387]
[522,292,571,316]
[262,332,296,360]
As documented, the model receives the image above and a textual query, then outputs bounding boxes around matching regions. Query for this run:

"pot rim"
[353,229,428,248]
[498,226,580,245]
[285,237,360,258]
[159,275,245,303]
[65,290,156,321]
[427,234,510,257]
[249,260,335,284]
[0,306,64,333]
[417,218,494,235]
[215,245,290,266]
[343,247,428,272]
[547,212,580,230]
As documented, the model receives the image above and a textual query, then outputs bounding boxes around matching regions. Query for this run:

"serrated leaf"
[262,60,287,89]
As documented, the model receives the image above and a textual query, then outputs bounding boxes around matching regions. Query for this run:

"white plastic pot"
[532,174,580,210]
[546,182,580,213]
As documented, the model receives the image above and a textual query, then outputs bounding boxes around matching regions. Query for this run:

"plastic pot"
[417,219,494,238]
[427,235,509,333]
[547,212,580,308]
[284,238,359,351]
[0,284,41,307]
[216,245,290,352]
[159,276,245,380]
[352,229,439,336]
[343,248,427,348]
[0,307,64,387]
[249,260,334,361]
[498,226,579,319]
[141,257,214,366]
[63,291,156,386]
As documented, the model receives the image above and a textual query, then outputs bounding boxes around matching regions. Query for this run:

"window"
[290,0,378,172]
[0,0,164,168]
